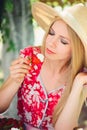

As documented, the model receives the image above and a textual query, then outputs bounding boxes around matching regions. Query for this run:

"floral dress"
[17,46,64,130]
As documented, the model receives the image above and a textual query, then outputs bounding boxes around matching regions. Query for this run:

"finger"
[19,56,32,65]
[10,71,26,82]
[10,74,25,84]
[10,63,30,71]
[10,68,29,75]
[11,57,22,66]
[11,57,29,66]
[11,73,26,79]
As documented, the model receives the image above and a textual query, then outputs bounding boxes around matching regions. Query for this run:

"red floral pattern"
[17,46,64,130]
[0,117,24,130]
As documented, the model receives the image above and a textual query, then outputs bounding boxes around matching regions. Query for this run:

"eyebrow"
[60,35,71,42]
[50,27,54,31]
[51,27,70,42]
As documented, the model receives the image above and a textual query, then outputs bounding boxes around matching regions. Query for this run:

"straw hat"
[32,2,87,66]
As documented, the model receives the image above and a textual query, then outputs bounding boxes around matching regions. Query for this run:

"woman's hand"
[0,56,30,113]
[9,56,30,85]
[55,71,87,130]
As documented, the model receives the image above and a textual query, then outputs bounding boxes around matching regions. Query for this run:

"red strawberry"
[32,55,40,64]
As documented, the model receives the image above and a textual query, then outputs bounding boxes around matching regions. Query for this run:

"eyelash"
[48,31,54,35]
[60,39,68,45]
[48,29,69,45]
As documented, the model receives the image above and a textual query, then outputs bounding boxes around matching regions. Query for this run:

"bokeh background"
[0,0,87,128]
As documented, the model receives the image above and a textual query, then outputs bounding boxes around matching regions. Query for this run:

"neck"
[43,58,70,75]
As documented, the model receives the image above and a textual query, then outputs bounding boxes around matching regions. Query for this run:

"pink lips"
[46,48,55,54]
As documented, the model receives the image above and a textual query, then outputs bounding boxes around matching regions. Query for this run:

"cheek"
[45,36,52,45]
[45,38,48,47]
[65,50,72,59]
[57,47,72,59]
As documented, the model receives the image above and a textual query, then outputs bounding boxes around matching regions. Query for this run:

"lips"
[46,48,55,54]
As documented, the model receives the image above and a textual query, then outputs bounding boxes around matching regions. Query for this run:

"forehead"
[52,20,67,29]
[51,20,70,37]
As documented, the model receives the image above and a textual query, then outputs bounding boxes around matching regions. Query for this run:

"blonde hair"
[53,23,85,125]
[41,18,85,125]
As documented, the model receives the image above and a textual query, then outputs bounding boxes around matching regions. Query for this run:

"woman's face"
[45,20,72,62]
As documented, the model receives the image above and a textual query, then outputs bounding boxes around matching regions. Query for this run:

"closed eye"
[60,38,69,45]
[48,28,55,35]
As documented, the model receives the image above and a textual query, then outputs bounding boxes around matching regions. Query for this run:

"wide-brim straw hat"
[32,2,87,66]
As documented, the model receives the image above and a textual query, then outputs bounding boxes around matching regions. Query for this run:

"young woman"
[0,2,87,130]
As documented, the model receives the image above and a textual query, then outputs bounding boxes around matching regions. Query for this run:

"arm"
[55,72,87,130]
[0,57,29,113]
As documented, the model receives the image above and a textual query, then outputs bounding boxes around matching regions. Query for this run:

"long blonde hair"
[41,18,85,125]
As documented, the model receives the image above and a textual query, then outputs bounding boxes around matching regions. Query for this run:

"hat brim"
[32,2,58,31]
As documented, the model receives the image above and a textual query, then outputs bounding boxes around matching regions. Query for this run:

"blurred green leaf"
[5,0,13,12]
[6,40,16,52]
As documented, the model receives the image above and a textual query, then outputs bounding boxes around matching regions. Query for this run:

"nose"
[48,36,58,47]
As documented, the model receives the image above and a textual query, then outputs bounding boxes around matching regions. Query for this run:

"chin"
[45,54,58,61]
